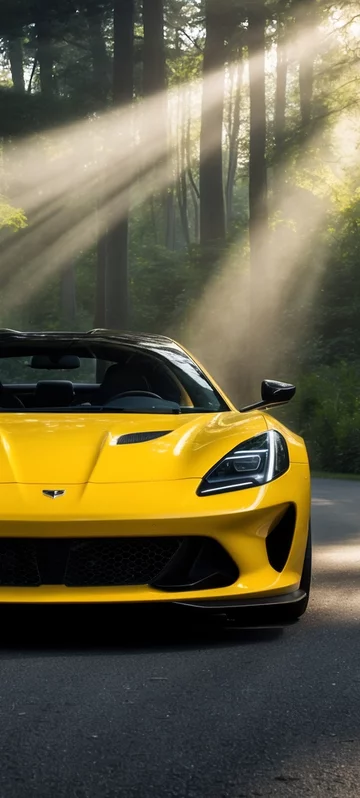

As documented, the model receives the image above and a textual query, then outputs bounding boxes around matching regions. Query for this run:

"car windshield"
[0,339,228,414]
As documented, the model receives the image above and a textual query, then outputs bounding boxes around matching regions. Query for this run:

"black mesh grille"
[0,539,41,586]
[0,537,181,588]
[117,431,170,445]
[64,537,181,587]
[0,536,238,591]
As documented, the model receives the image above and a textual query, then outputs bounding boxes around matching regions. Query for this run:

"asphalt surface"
[1,477,360,798]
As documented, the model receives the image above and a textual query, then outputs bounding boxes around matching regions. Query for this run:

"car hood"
[0,412,267,484]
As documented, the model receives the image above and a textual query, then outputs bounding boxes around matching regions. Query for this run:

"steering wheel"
[104,390,163,403]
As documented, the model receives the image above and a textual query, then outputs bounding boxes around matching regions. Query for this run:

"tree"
[7,36,25,92]
[295,0,318,127]
[34,9,77,325]
[35,16,54,99]
[85,0,111,328]
[274,10,287,165]
[105,0,134,331]
[199,0,226,247]
[142,0,174,247]
[86,0,111,107]
[225,50,243,225]
[247,0,268,268]
[247,0,268,388]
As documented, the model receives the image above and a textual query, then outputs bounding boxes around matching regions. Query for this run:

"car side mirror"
[261,380,296,405]
[240,380,296,413]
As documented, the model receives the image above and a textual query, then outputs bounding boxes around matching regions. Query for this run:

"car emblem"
[42,490,66,499]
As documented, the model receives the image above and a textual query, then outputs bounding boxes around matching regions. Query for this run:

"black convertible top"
[0,329,188,361]
[0,328,176,349]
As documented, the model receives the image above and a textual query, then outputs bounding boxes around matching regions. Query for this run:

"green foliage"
[277,362,360,474]
[1,0,360,476]
[0,195,27,230]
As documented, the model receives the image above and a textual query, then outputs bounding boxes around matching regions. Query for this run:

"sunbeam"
[0,69,225,309]
[183,109,360,403]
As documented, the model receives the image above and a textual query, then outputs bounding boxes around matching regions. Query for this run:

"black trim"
[117,431,170,444]
[266,505,296,572]
[151,537,239,592]
[0,536,239,591]
[173,589,306,610]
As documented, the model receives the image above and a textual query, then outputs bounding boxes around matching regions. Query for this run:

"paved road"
[1,478,360,798]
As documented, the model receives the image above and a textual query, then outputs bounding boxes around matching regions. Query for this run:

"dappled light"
[0,0,359,464]
[185,107,360,401]
[312,539,360,621]
[0,70,225,310]
[2,4,360,798]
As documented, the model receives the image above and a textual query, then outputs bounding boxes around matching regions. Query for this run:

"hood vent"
[116,431,171,445]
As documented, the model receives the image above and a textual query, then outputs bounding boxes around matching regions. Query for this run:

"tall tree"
[226,51,242,225]
[199,0,226,247]
[295,0,317,127]
[86,0,111,328]
[247,0,268,268]
[7,36,25,92]
[142,0,173,247]
[247,0,268,387]
[142,0,166,99]
[36,17,54,98]
[35,11,77,324]
[86,0,111,107]
[106,0,134,331]
[274,15,287,164]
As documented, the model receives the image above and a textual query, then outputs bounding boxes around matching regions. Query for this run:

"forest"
[1,0,360,473]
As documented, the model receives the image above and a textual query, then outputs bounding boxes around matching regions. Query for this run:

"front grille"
[65,538,181,587]
[0,536,239,591]
[0,539,41,587]
[0,537,181,588]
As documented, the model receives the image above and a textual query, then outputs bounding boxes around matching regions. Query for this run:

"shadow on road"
[0,603,286,658]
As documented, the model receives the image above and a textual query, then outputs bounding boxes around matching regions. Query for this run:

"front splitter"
[173,589,306,610]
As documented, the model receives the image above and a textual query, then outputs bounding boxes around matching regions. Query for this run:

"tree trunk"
[86,1,110,108]
[295,0,317,127]
[36,19,54,99]
[248,0,268,266]
[165,191,175,250]
[143,0,166,98]
[142,0,170,246]
[105,0,134,331]
[177,90,190,248]
[61,266,77,325]
[176,178,190,249]
[247,0,268,390]
[87,1,111,328]
[36,16,77,325]
[199,0,226,247]
[94,237,107,326]
[226,53,242,226]
[7,37,25,93]
[186,113,199,243]
[274,20,287,163]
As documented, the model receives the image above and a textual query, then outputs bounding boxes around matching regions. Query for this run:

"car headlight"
[197,431,289,496]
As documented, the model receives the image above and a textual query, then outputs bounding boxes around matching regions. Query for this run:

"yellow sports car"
[0,329,311,623]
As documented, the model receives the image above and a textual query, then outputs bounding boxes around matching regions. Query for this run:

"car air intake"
[266,504,296,572]
[116,431,170,444]
[0,537,239,590]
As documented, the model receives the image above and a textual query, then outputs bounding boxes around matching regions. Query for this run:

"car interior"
[0,345,200,411]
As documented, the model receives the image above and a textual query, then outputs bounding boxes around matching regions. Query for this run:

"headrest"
[35,380,74,407]
[99,363,148,398]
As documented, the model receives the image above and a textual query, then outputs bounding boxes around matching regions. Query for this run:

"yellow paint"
[0,379,310,603]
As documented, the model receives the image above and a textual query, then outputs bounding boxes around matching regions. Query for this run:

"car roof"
[0,328,180,352]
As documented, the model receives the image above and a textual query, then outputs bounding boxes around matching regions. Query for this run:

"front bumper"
[0,463,310,603]
[174,589,306,610]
